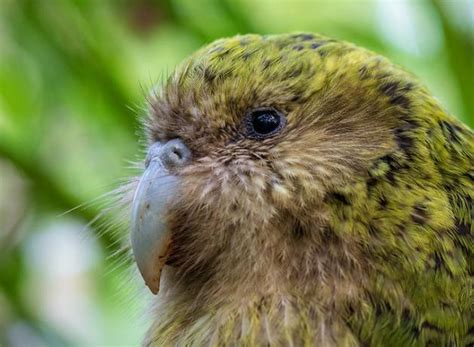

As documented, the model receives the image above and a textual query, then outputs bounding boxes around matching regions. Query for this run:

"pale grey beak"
[131,139,191,294]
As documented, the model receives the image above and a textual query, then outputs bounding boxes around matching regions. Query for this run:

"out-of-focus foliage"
[0,0,472,345]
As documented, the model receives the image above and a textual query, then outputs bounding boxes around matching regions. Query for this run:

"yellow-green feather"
[145,33,473,346]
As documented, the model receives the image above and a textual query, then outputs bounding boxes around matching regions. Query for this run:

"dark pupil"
[252,111,280,134]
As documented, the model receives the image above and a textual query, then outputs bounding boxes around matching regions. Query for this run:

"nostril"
[171,147,183,160]
[161,139,191,169]
[145,139,191,170]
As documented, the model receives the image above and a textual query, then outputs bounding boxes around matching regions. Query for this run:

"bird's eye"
[244,108,286,139]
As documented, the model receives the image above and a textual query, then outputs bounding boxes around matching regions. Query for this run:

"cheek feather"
[271,183,292,204]
[180,156,272,215]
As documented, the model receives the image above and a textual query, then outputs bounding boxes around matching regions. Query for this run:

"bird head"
[128,33,468,344]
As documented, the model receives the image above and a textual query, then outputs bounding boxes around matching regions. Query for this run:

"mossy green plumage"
[141,33,473,346]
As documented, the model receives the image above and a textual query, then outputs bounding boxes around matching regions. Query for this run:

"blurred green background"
[0,0,472,346]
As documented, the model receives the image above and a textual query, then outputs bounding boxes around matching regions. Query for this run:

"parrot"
[128,33,473,346]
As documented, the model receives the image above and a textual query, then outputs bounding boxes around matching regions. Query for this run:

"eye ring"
[243,107,286,140]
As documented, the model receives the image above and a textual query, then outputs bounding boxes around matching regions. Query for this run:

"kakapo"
[127,33,473,346]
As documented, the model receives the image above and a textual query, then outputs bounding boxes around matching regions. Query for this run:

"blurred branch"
[0,138,121,345]
[158,0,259,43]
[19,0,138,132]
[158,0,213,43]
[219,0,259,34]
[431,0,474,127]
[0,251,70,347]
[0,139,119,251]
